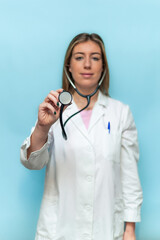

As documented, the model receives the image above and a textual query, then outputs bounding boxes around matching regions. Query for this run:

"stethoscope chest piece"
[59,91,72,105]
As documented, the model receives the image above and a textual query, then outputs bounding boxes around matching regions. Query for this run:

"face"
[69,40,103,92]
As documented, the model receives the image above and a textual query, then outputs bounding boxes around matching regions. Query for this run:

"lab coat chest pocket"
[100,129,121,164]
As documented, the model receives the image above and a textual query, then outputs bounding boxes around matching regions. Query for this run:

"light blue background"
[0,0,160,239]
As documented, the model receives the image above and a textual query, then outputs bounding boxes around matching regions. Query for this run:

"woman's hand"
[38,89,63,128]
[27,89,64,158]
[123,222,136,240]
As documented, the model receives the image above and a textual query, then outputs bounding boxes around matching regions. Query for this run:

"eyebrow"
[73,52,101,56]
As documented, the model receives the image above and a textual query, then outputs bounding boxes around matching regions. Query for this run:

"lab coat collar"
[96,90,109,108]
[65,90,109,112]
[88,91,109,132]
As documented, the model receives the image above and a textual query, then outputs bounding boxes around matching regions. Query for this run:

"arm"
[20,89,63,170]
[27,89,64,158]
[121,106,143,238]
[27,122,50,159]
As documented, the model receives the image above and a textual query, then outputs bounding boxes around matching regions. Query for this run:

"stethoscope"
[58,67,106,140]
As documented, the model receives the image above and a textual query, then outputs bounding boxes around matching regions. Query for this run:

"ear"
[69,66,72,72]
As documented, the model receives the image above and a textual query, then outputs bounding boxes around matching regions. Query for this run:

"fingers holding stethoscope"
[44,89,63,109]
[38,89,64,126]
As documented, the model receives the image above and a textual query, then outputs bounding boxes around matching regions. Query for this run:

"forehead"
[72,40,101,54]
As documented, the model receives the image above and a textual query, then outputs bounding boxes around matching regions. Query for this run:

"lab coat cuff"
[20,136,49,169]
[123,208,141,222]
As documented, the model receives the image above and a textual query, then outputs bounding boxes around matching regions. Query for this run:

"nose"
[84,56,91,69]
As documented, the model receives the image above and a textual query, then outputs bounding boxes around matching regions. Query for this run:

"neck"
[73,89,99,110]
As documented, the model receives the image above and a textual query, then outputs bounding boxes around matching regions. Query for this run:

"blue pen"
[108,121,110,134]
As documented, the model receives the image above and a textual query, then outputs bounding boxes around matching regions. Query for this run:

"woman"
[20,33,143,240]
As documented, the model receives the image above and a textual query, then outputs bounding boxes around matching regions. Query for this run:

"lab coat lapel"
[88,91,109,132]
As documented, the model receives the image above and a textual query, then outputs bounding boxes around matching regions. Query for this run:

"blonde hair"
[62,33,109,95]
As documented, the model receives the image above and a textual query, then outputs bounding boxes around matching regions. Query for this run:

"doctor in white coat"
[20,33,143,240]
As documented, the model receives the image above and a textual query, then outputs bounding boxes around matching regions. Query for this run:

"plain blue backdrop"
[0,0,160,239]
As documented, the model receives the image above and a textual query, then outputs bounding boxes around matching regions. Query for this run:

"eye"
[75,56,83,61]
[92,55,102,61]
[92,57,101,61]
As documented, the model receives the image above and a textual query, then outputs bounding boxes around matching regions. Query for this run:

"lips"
[81,73,93,78]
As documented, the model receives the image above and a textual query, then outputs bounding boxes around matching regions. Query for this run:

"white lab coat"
[20,91,143,240]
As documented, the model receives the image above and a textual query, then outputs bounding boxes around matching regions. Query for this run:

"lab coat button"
[86,176,92,182]
[85,204,92,211]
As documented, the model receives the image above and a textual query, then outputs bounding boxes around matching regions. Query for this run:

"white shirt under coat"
[20,91,143,240]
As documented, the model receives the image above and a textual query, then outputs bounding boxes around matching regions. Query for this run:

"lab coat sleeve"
[121,105,143,222]
[20,125,53,170]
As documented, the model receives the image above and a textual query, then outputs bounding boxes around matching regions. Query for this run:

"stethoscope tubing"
[64,95,90,127]
[59,67,106,140]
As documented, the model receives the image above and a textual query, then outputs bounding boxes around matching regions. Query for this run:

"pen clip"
[108,121,110,134]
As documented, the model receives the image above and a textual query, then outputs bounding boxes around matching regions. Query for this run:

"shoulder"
[108,96,127,108]
[99,94,134,127]
[101,94,130,116]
